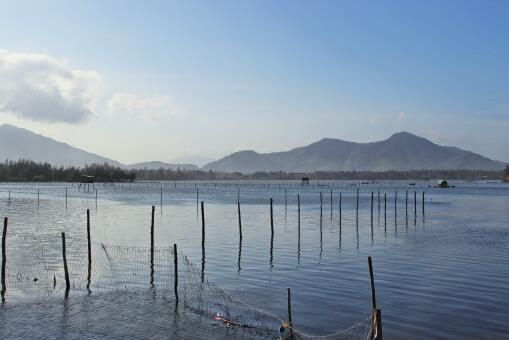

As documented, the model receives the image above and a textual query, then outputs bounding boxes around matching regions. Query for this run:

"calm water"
[0,181,508,339]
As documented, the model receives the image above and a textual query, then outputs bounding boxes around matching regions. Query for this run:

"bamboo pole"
[174,243,178,303]
[86,209,91,290]
[201,201,205,260]
[270,198,274,237]
[61,232,70,297]
[288,288,293,339]
[150,205,155,285]
[237,188,242,242]
[1,217,7,302]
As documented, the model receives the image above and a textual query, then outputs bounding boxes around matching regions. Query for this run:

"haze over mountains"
[0,124,505,172]
[204,132,505,173]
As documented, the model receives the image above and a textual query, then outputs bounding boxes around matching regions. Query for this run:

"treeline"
[0,160,135,182]
[134,168,504,181]
[1,159,505,182]
[505,165,509,181]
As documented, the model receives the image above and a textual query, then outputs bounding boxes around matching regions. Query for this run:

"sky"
[0,0,508,165]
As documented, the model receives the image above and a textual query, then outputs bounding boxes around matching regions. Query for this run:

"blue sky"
[0,0,508,165]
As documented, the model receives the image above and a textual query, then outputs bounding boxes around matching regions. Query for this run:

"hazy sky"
[0,0,508,165]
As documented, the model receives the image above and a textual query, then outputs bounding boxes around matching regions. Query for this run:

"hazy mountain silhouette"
[0,124,200,169]
[128,161,199,171]
[204,132,505,173]
[0,124,123,167]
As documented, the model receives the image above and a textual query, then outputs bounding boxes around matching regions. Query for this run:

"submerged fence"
[1,217,380,339]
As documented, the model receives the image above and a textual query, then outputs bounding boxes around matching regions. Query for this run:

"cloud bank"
[0,49,102,124]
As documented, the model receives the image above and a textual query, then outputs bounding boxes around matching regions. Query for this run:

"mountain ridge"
[204,132,505,173]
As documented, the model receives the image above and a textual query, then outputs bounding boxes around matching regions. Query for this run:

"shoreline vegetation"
[0,159,507,182]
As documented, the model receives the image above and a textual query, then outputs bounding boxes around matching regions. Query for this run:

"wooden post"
[61,232,70,296]
[65,187,68,209]
[86,209,91,289]
[374,308,383,340]
[288,288,293,339]
[394,191,397,226]
[174,243,178,303]
[384,193,387,229]
[297,194,301,242]
[160,186,163,210]
[339,192,342,233]
[319,192,323,221]
[414,191,417,225]
[237,188,242,241]
[370,191,374,231]
[368,256,376,309]
[356,188,359,230]
[150,205,155,284]
[201,201,205,260]
[1,217,7,302]
[95,188,98,206]
[330,189,333,220]
[8,190,10,204]
[270,198,274,236]
[284,188,287,214]
[422,191,425,217]
[37,188,40,206]
[405,190,408,226]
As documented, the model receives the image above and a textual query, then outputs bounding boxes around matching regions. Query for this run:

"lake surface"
[0,180,508,339]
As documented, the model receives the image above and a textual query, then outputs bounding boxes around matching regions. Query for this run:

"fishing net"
[2,233,374,339]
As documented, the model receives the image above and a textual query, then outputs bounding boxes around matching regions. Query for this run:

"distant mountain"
[128,161,200,171]
[204,132,506,173]
[0,124,123,167]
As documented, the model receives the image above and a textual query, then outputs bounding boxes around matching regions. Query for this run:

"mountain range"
[204,132,505,172]
[0,124,505,172]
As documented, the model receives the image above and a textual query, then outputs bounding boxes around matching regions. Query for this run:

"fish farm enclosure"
[0,181,508,339]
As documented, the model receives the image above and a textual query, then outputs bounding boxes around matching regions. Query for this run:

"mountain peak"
[204,132,505,173]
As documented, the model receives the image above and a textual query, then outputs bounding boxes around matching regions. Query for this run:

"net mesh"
[2,233,374,339]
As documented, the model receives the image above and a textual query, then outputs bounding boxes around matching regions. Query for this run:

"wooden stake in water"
[270,198,274,236]
[8,190,10,205]
[65,187,68,209]
[174,243,178,303]
[237,188,242,242]
[288,288,293,339]
[37,188,40,206]
[356,188,359,230]
[1,217,7,302]
[384,193,387,229]
[405,190,408,226]
[61,232,70,297]
[371,191,374,231]
[201,201,205,259]
[330,189,333,220]
[150,205,155,285]
[422,191,425,222]
[160,186,163,211]
[414,191,417,225]
[368,256,377,309]
[86,209,91,290]
[339,193,342,234]
[297,194,301,243]
[319,192,323,222]
[394,191,397,226]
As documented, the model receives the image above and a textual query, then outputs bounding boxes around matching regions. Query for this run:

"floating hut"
[437,180,449,188]
[301,177,310,185]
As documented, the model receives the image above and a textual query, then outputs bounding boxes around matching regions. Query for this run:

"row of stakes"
[1,208,384,339]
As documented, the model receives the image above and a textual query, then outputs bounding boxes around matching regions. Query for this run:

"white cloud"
[397,111,406,121]
[0,49,102,123]
[107,93,180,120]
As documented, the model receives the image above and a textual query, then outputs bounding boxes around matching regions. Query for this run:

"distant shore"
[0,159,506,182]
